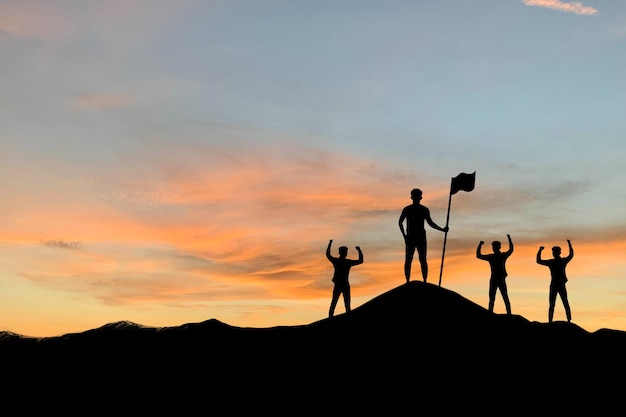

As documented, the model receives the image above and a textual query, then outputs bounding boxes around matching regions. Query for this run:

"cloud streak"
[5,139,626,320]
[522,0,599,15]
[43,240,81,250]
[2,135,626,336]
[72,93,136,110]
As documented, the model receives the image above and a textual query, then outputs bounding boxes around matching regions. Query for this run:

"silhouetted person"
[536,240,574,323]
[326,239,363,318]
[398,188,448,283]
[476,234,514,315]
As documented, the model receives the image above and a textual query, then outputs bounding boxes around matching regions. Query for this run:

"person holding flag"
[398,188,448,283]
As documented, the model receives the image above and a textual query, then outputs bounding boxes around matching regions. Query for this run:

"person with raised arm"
[476,234,514,315]
[326,239,363,318]
[536,240,574,323]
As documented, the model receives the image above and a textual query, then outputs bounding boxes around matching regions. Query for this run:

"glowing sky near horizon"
[1,0,626,337]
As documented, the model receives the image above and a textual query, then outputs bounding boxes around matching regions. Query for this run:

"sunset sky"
[1,0,625,337]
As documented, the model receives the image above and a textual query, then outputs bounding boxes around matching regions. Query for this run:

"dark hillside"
[2,281,624,413]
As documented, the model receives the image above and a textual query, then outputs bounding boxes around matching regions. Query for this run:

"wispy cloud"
[3,130,625,333]
[6,137,617,301]
[0,1,182,41]
[43,240,81,250]
[72,93,136,110]
[522,0,599,15]
[0,3,69,39]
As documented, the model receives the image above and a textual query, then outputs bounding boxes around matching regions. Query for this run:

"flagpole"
[438,182,453,287]
[438,171,475,286]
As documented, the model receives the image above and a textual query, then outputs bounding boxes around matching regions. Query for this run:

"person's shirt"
[537,257,571,285]
[400,203,430,237]
[537,245,573,285]
[327,252,363,286]
[477,251,512,280]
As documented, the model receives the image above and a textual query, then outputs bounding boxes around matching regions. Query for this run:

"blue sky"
[1,0,625,337]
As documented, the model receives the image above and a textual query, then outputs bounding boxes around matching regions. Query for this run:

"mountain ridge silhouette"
[3,281,624,412]
[3,281,618,341]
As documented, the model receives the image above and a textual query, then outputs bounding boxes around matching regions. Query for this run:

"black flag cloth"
[450,172,476,194]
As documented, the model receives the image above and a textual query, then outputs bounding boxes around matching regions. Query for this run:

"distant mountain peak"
[97,320,151,330]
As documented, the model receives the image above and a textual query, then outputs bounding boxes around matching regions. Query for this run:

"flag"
[450,171,475,195]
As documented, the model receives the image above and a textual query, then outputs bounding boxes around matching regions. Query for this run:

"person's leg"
[488,279,497,313]
[417,237,428,282]
[404,242,415,283]
[548,284,557,323]
[560,286,572,322]
[500,281,512,315]
[329,286,341,318]
[344,286,351,314]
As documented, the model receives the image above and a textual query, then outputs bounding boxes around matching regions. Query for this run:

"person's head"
[492,241,501,252]
[552,246,561,258]
[338,246,348,257]
[410,188,423,202]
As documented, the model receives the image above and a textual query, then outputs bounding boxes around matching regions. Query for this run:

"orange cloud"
[1,143,441,310]
[522,0,599,15]
[3,139,626,336]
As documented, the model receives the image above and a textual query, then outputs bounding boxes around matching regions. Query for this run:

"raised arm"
[326,239,333,261]
[536,246,546,265]
[476,241,485,259]
[355,246,364,265]
[507,234,514,254]
[565,239,574,260]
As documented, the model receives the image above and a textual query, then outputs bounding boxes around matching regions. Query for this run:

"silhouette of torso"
[540,258,570,285]
[478,252,511,282]
[328,257,360,287]
[400,204,429,239]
